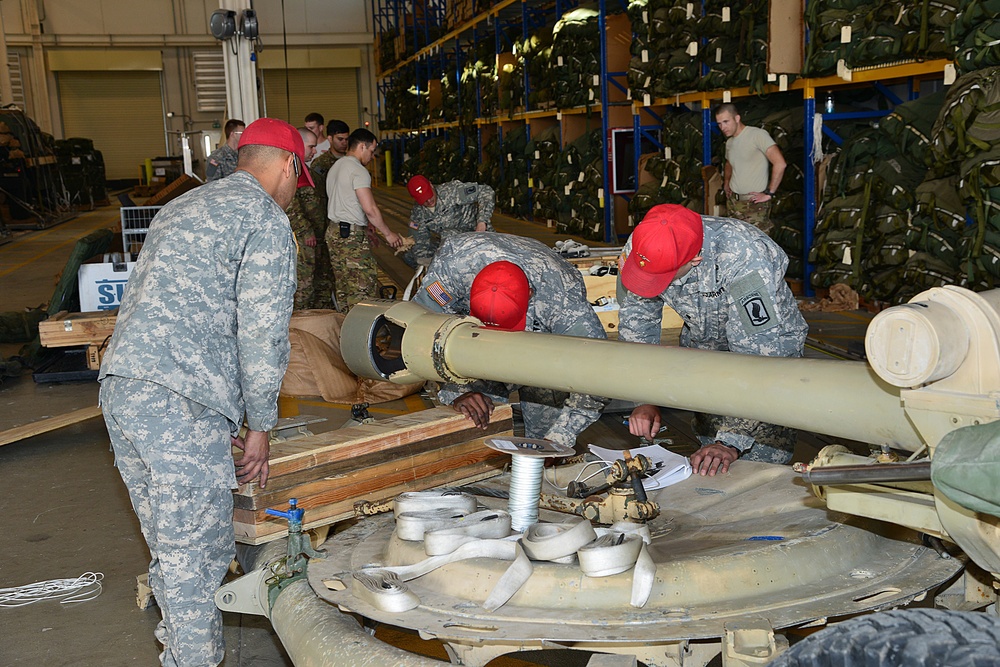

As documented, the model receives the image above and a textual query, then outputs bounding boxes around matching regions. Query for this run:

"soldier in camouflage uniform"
[404,174,496,267]
[99,118,309,667]
[308,121,349,308]
[287,128,326,309]
[715,103,786,234]
[205,118,244,182]
[413,233,608,447]
[325,128,403,312]
[618,204,807,476]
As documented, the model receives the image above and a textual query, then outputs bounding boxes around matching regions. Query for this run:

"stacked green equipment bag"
[951,0,1000,75]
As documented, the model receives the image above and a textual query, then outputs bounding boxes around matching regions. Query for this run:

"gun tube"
[342,301,924,452]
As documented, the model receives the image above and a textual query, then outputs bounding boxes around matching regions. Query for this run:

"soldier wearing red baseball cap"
[403,174,496,268]
[618,204,808,477]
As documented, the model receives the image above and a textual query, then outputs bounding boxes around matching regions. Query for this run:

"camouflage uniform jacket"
[309,150,340,202]
[413,232,608,446]
[206,144,238,181]
[618,216,808,452]
[99,171,297,433]
[409,180,496,264]
[287,185,325,240]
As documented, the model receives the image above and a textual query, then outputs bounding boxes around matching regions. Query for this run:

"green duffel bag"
[931,66,1000,169]
[932,420,1000,519]
[879,91,947,167]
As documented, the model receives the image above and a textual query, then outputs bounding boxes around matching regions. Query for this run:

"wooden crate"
[39,311,117,348]
[233,405,513,544]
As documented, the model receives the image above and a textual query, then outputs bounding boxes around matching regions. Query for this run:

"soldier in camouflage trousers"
[308,147,340,308]
[715,102,786,235]
[413,233,609,447]
[404,175,496,267]
[99,118,308,667]
[325,128,403,312]
[618,204,807,476]
[287,127,326,309]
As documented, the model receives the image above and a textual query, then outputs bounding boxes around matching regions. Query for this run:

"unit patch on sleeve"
[424,280,453,307]
[729,272,778,333]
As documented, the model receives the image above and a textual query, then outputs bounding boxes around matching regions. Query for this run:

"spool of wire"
[484,436,575,532]
[508,455,545,531]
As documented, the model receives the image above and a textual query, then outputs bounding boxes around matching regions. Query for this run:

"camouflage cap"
[238,117,315,188]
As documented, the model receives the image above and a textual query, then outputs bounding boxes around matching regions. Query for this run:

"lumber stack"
[39,311,118,369]
[233,405,513,544]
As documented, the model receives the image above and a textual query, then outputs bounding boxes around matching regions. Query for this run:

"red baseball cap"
[620,204,704,298]
[469,261,530,331]
[237,117,315,188]
[407,175,434,205]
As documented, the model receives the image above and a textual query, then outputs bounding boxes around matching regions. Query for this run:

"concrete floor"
[0,191,870,666]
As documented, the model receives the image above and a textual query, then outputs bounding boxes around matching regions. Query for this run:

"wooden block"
[39,311,118,348]
[144,174,199,207]
[240,404,512,481]
[234,463,504,545]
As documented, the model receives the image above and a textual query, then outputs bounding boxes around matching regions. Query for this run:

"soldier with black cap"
[99,117,311,667]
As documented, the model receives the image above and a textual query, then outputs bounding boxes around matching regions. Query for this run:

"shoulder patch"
[729,272,778,333]
[424,281,453,307]
[209,159,219,166]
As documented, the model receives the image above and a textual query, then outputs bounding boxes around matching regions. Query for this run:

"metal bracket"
[722,620,788,666]
[215,563,272,617]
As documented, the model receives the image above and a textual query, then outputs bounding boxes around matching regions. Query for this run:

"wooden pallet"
[233,404,513,544]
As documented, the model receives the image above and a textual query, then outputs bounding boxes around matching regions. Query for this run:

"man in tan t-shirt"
[714,103,786,234]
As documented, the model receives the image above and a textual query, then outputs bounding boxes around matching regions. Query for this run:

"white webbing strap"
[520,519,597,563]
[395,508,471,542]
[351,570,420,612]
[393,491,478,516]
[577,533,644,577]
[423,510,513,556]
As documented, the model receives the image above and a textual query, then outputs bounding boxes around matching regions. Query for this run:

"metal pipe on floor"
[234,540,447,666]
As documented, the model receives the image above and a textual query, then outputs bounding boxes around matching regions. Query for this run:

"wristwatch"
[761,189,773,197]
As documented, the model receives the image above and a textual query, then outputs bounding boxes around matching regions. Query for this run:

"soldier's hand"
[385,231,405,249]
[475,222,488,232]
[628,404,661,441]
[305,234,317,247]
[452,392,494,429]
[365,225,381,249]
[233,429,271,488]
[690,442,738,477]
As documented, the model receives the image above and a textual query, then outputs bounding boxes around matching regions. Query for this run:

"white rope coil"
[0,572,104,607]
[508,455,545,532]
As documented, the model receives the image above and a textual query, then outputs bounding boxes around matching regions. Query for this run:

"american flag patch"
[425,281,452,307]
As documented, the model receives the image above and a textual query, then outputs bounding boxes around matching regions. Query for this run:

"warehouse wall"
[0,0,377,179]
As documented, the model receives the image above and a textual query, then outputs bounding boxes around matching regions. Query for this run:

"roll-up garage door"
[58,71,164,180]
[262,68,360,132]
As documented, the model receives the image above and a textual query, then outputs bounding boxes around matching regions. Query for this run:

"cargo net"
[120,205,161,256]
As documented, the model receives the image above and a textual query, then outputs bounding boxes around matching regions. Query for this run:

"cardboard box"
[78,253,136,312]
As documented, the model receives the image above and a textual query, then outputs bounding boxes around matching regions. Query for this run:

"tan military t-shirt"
[725,126,776,195]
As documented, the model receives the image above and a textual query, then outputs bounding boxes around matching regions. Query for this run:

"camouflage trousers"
[727,194,773,235]
[693,412,796,464]
[100,376,236,667]
[312,234,335,309]
[519,386,569,441]
[326,224,377,314]
[294,242,316,310]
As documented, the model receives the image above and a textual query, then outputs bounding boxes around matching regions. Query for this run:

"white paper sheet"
[588,444,692,490]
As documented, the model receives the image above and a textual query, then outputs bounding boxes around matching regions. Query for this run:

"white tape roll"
[395,508,471,542]
[577,533,644,577]
[423,510,513,556]
[352,570,420,612]
[520,520,597,563]
[393,491,477,516]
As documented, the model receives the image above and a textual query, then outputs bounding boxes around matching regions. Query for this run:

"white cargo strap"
[396,508,472,542]
[577,533,644,577]
[393,491,477,516]
[520,519,597,563]
[423,510,513,556]
[351,570,420,613]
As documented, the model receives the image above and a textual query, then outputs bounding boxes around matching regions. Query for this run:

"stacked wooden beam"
[233,405,513,544]
[39,311,118,369]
